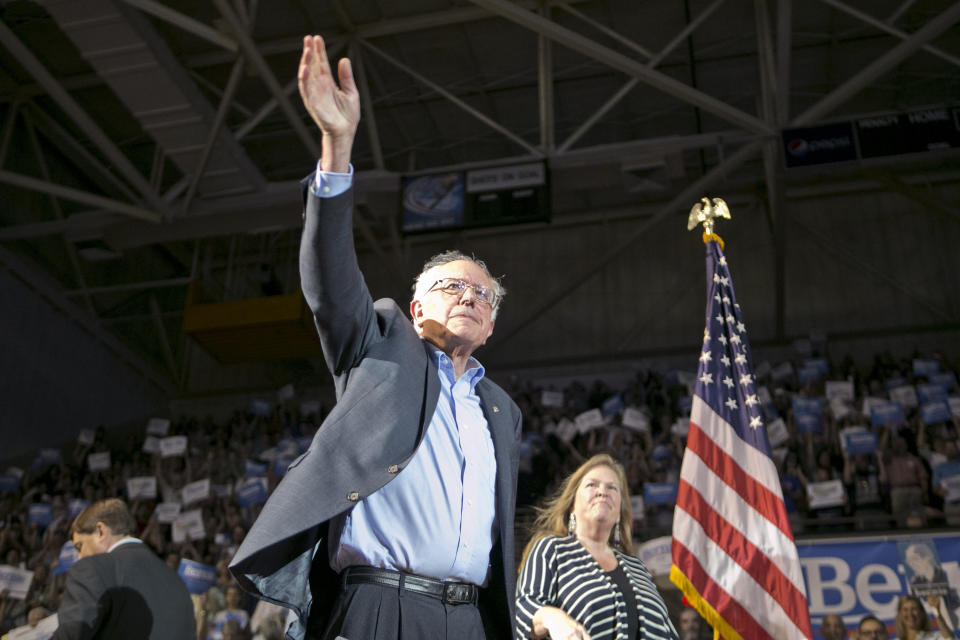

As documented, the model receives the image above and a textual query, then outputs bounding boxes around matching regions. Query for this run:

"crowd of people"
[0,348,956,637]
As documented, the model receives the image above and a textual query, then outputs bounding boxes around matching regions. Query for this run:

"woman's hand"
[532,606,593,640]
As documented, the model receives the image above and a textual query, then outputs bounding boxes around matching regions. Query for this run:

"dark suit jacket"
[52,541,195,640]
[230,183,522,640]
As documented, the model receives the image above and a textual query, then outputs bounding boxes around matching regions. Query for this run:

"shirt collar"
[425,342,486,389]
[107,537,142,553]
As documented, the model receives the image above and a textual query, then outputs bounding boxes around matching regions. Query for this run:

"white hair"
[411,250,505,320]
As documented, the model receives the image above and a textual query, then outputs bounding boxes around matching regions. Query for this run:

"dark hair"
[70,498,136,537]
[858,614,883,631]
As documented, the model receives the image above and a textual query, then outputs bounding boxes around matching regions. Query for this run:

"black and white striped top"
[515,536,678,640]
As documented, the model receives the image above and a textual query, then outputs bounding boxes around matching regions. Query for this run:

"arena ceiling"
[0,0,959,395]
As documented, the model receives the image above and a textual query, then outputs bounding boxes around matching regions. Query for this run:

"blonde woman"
[515,454,677,640]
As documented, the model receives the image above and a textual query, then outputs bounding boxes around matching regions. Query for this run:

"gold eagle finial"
[687,197,731,236]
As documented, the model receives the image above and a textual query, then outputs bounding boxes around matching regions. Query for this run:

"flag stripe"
[676,479,811,630]
[686,414,795,544]
[673,510,809,640]
[678,447,805,592]
[672,538,772,640]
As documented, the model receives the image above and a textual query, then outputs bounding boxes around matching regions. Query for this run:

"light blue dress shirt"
[313,166,498,586]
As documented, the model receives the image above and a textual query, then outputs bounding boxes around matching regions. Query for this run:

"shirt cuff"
[312,160,354,198]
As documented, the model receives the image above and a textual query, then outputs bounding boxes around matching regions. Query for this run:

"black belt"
[341,566,478,605]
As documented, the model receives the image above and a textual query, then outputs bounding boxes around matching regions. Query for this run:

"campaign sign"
[27,504,53,527]
[212,483,232,498]
[177,559,217,595]
[621,407,650,432]
[950,396,960,418]
[807,480,845,509]
[540,390,564,408]
[942,475,960,503]
[181,479,210,506]
[145,417,170,437]
[142,436,160,454]
[235,477,268,508]
[555,418,578,443]
[0,566,33,600]
[805,358,830,376]
[38,448,61,465]
[643,482,678,505]
[921,400,951,425]
[861,396,887,418]
[53,540,78,575]
[825,381,855,402]
[87,451,110,471]
[0,476,19,493]
[889,385,918,409]
[8,612,59,639]
[913,358,940,378]
[898,540,950,598]
[772,361,794,381]
[277,438,299,456]
[5,467,22,479]
[299,400,321,416]
[245,460,268,477]
[670,418,689,437]
[629,495,646,521]
[917,383,948,404]
[870,402,904,427]
[929,372,958,391]
[844,431,878,456]
[767,418,790,448]
[829,397,852,421]
[153,502,181,524]
[574,409,604,433]
[798,366,823,384]
[126,476,157,500]
[77,429,95,445]
[636,536,672,577]
[160,435,188,458]
[602,394,624,417]
[68,499,89,519]
[796,534,960,631]
[171,509,205,543]
[793,397,823,434]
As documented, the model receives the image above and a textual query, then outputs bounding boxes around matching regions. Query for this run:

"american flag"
[670,240,812,640]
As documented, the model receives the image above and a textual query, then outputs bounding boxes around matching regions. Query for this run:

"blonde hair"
[895,595,930,639]
[519,454,634,570]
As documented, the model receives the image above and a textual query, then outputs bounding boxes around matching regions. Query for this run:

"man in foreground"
[230,34,522,640]
[53,498,195,639]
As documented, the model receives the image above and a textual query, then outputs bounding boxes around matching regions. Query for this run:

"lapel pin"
[492,406,500,413]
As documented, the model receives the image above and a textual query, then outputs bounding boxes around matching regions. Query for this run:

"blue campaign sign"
[68,498,89,518]
[921,400,952,425]
[236,477,268,507]
[53,540,79,575]
[798,366,823,384]
[870,402,904,427]
[0,475,19,493]
[917,383,948,404]
[844,431,877,456]
[244,460,268,477]
[804,358,829,375]
[930,372,958,391]
[177,558,217,594]
[797,533,960,634]
[643,482,678,505]
[602,393,624,417]
[249,399,272,416]
[913,358,940,378]
[793,397,823,433]
[28,503,53,527]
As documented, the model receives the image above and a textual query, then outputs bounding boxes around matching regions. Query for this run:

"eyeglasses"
[426,278,496,308]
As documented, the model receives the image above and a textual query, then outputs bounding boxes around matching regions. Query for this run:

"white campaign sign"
[808,479,846,509]
[160,435,188,458]
[172,509,205,543]
[154,502,182,524]
[181,479,211,506]
[87,452,110,472]
[126,476,157,500]
[0,565,34,600]
[574,409,604,433]
[540,390,564,408]
[145,417,170,437]
[621,407,650,432]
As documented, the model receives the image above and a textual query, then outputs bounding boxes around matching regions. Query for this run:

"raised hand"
[297,35,361,173]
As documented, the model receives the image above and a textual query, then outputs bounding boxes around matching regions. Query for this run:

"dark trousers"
[314,580,487,640]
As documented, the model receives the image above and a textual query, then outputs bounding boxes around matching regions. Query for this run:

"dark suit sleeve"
[52,559,105,640]
[299,177,383,381]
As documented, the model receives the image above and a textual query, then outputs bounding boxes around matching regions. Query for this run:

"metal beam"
[775,0,792,125]
[0,245,175,395]
[350,42,386,170]
[538,2,554,153]
[466,0,774,136]
[64,277,194,298]
[793,1,960,125]
[211,0,321,159]
[486,139,766,354]
[0,170,161,223]
[120,0,238,52]
[0,19,167,213]
[552,0,653,59]
[358,37,543,156]
[819,0,960,68]
[150,295,180,383]
[0,100,19,168]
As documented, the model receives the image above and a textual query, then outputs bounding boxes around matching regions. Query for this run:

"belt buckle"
[443,582,473,605]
